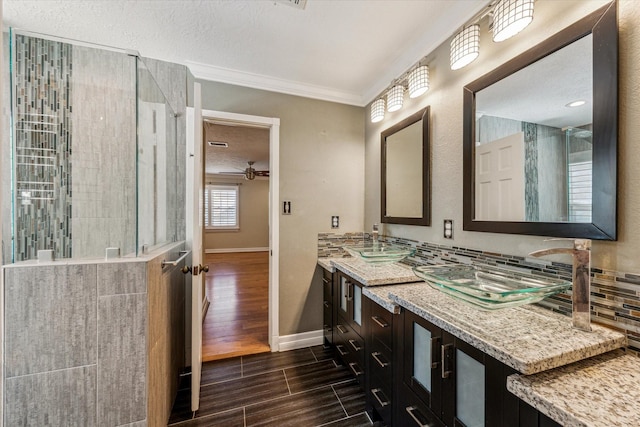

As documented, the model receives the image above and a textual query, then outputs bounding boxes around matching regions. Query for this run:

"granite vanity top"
[321,257,422,286]
[508,349,640,426]
[388,283,626,375]
[363,283,420,314]
[317,257,339,273]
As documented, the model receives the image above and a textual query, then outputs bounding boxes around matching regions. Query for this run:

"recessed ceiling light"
[566,100,586,108]
[208,141,228,147]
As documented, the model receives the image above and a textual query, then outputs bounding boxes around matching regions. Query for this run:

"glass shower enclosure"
[5,30,179,262]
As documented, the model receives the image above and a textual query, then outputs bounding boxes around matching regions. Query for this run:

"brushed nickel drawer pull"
[324,301,330,308]
[371,315,390,328]
[336,345,348,356]
[348,362,364,376]
[371,388,390,407]
[336,324,348,334]
[441,343,453,379]
[372,351,389,368]
[406,406,431,427]
[322,277,330,284]
[348,339,361,351]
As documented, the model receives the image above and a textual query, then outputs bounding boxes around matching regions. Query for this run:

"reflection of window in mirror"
[474,34,593,224]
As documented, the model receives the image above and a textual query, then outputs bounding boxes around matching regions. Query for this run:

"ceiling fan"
[221,161,269,180]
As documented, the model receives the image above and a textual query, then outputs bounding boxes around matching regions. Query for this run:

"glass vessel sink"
[413,264,571,310]
[344,243,415,265]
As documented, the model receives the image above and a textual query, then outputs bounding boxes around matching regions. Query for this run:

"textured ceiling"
[204,123,270,176]
[3,0,489,106]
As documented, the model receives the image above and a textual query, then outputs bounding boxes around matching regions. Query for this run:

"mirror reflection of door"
[475,132,525,221]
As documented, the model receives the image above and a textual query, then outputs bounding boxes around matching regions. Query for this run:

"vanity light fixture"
[371,98,385,123]
[492,0,535,42]
[450,25,480,70]
[386,85,405,112]
[408,65,429,98]
[566,100,586,108]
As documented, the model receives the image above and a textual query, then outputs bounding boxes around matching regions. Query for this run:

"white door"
[475,132,525,221]
[190,82,204,411]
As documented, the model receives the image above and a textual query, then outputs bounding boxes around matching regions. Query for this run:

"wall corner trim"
[277,330,323,352]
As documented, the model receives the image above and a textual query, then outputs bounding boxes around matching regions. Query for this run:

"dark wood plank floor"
[168,346,372,427]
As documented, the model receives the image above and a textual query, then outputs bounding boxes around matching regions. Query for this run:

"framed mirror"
[381,106,430,225]
[463,2,617,240]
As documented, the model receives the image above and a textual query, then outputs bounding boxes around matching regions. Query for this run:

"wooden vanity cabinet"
[321,267,335,346]
[399,309,524,427]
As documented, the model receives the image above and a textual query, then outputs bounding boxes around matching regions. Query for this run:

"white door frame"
[186,108,280,351]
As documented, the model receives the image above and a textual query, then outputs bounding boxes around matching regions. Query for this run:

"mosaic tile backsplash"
[319,233,640,355]
[13,35,73,261]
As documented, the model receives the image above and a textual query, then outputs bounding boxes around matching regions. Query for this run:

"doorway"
[187,108,281,362]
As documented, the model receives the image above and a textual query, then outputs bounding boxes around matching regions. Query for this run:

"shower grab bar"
[161,250,190,269]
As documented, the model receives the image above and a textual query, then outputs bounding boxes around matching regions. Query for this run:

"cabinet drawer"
[398,382,445,427]
[334,321,366,382]
[369,301,393,350]
[369,339,393,388]
[369,373,393,426]
[322,269,333,302]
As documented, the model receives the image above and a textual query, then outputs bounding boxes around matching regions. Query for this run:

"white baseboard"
[205,247,269,254]
[278,330,324,352]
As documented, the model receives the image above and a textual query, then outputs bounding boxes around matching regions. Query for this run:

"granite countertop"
[326,257,422,286]
[508,349,640,426]
[317,257,339,273]
[388,283,626,375]
[362,283,421,314]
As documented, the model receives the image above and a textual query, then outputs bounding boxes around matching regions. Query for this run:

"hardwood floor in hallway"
[202,251,270,361]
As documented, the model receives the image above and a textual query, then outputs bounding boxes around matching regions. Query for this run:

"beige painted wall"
[366,0,640,274]
[204,175,269,251]
[193,82,365,336]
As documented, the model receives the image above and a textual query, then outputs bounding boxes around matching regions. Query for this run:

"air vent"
[276,0,307,10]
[208,141,228,148]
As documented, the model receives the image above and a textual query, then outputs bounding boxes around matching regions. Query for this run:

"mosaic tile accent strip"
[380,236,640,356]
[13,35,73,261]
[317,232,368,258]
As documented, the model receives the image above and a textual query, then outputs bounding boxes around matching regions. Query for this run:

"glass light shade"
[387,85,404,112]
[370,98,385,123]
[450,25,480,70]
[408,65,429,98]
[492,0,534,42]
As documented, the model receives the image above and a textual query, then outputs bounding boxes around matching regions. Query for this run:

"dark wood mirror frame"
[463,1,617,240]
[381,106,431,226]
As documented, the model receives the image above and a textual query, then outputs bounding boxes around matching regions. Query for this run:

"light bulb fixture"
[387,85,404,112]
[450,25,480,70]
[492,0,534,43]
[408,65,429,98]
[370,98,385,123]
[566,100,586,108]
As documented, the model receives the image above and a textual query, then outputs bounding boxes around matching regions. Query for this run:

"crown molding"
[186,61,366,107]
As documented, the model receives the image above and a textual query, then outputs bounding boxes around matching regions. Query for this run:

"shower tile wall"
[71,46,137,258]
[13,35,73,261]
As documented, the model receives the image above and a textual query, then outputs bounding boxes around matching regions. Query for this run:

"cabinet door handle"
[336,345,348,356]
[348,339,362,351]
[371,315,389,328]
[371,351,389,368]
[430,337,440,369]
[322,277,330,284]
[441,343,453,379]
[371,388,390,407]
[336,324,348,334]
[348,362,364,376]
[347,283,353,301]
[406,406,432,427]
[323,301,330,308]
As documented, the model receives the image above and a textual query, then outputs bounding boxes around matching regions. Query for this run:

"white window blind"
[568,160,592,223]
[205,185,239,230]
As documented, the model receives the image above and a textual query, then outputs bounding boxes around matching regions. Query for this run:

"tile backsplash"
[318,233,640,355]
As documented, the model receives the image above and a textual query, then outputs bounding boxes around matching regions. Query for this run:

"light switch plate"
[283,201,292,215]
[331,216,339,229]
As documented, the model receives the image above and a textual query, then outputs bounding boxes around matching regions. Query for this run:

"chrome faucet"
[372,224,379,245]
[529,239,592,332]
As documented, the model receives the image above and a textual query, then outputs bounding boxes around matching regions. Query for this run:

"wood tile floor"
[168,346,372,427]
[203,252,271,361]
